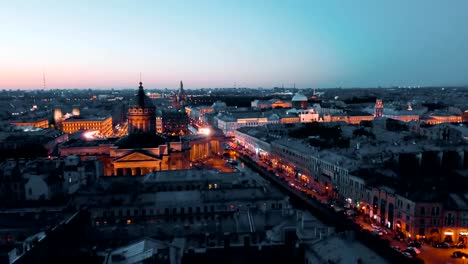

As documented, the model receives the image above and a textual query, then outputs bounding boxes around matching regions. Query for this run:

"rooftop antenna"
[42,71,47,89]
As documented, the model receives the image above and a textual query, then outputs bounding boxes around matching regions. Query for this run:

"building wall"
[386,115,420,122]
[423,115,463,125]
[280,117,300,123]
[216,116,279,137]
[11,119,49,129]
[234,130,272,156]
[62,116,113,137]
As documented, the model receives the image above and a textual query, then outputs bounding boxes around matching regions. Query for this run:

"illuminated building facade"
[62,116,113,137]
[251,99,292,109]
[279,116,300,123]
[385,115,420,122]
[422,115,463,125]
[286,108,319,123]
[215,112,283,137]
[322,113,374,124]
[10,119,49,129]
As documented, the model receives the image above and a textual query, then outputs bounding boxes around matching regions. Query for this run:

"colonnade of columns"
[113,165,161,176]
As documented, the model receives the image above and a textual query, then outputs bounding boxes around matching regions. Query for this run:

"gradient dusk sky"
[1,0,468,89]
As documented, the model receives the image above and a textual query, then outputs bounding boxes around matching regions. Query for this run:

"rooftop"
[114,133,167,149]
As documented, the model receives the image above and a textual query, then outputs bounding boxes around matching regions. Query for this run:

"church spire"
[179,80,184,93]
[137,81,145,107]
[139,72,143,91]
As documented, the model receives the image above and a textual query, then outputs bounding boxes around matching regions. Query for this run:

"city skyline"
[1,0,468,89]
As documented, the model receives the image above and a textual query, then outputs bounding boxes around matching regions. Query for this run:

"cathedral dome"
[292,93,308,102]
[127,82,157,134]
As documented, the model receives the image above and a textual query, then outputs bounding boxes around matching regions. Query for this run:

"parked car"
[372,229,384,236]
[402,251,413,258]
[394,235,404,241]
[402,249,416,257]
[452,242,467,249]
[407,247,421,255]
[408,241,422,248]
[391,246,400,252]
[433,242,450,248]
[452,251,468,258]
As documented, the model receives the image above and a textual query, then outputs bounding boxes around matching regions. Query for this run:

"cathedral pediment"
[114,151,161,162]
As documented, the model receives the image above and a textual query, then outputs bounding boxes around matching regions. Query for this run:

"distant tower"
[54,108,63,129]
[374,99,384,118]
[42,72,47,90]
[177,80,187,109]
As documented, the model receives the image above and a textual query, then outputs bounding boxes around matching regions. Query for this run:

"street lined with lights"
[232,140,467,264]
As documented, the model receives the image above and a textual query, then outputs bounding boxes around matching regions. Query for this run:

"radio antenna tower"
[42,71,47,89]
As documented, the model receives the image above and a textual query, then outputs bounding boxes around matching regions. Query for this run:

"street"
[231,142,468,264]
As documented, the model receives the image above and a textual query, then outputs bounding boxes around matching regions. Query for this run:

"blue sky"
[1,0,467,89]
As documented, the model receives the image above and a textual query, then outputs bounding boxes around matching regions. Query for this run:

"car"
[402,251,413,258]
[406,247,420,255]
[402,250,414,258]
[372,229,384,236]
[433,242,450,248]
[452,242,467,249]
[408,241,422,248]
[393,235,404,241]
[391,246,400,252]
[452,251,468,258]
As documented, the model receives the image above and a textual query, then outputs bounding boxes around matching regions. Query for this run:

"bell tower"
[374,99,384,118]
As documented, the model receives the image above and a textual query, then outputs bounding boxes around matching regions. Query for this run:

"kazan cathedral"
[59,82,191,176]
